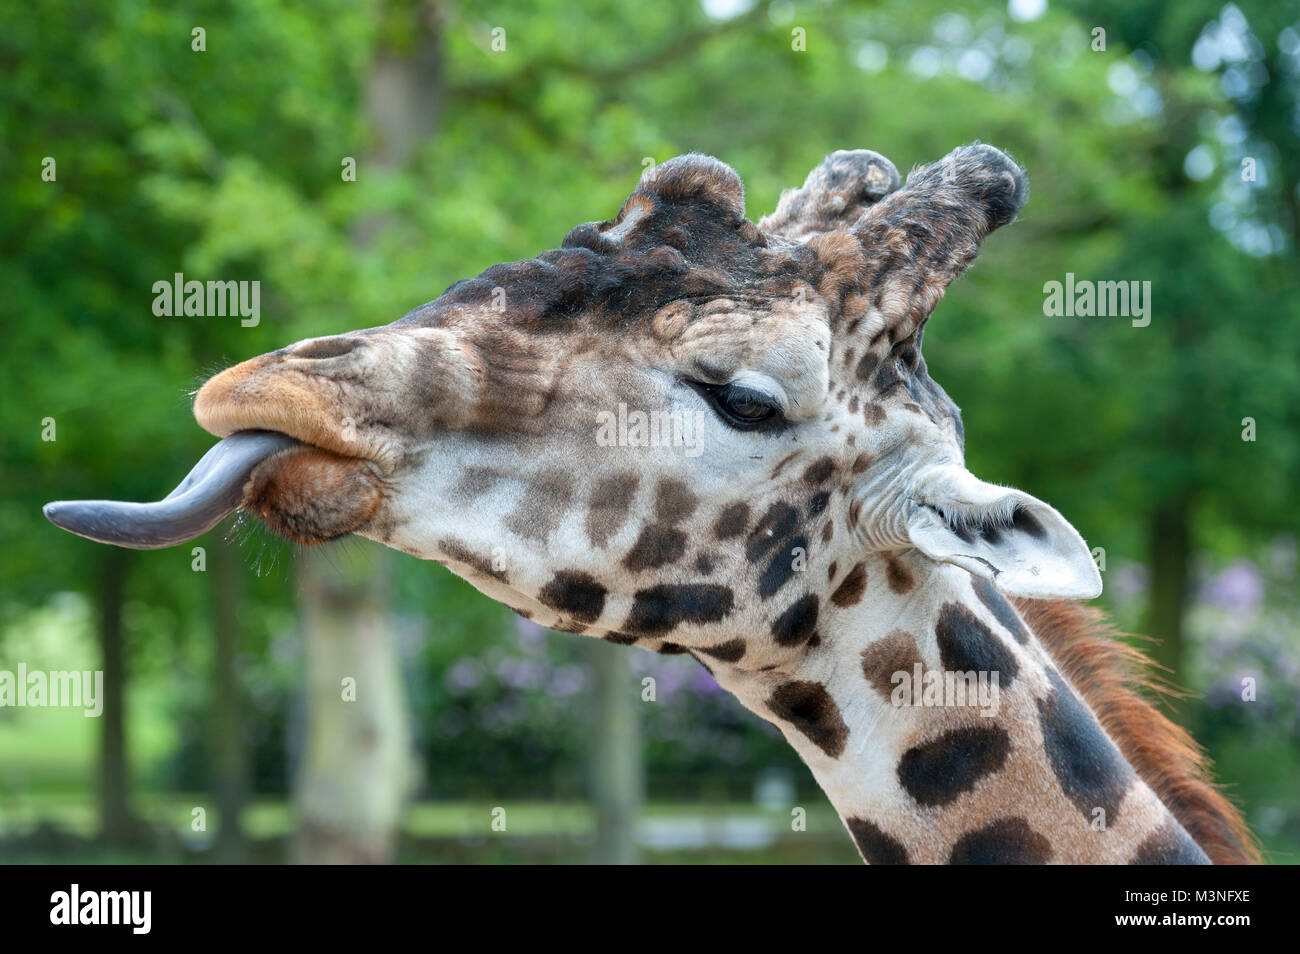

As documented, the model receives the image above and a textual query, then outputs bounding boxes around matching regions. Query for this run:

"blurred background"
[2,0,1298,864]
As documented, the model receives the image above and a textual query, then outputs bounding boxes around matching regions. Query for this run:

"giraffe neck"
[707,550,1210,864]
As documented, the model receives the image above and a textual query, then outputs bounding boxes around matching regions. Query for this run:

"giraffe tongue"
[43,430,299,550]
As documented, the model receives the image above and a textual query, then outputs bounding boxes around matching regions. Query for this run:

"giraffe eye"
[690,381,783,429]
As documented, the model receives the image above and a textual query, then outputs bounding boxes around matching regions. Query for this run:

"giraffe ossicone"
[45,144,1255,864]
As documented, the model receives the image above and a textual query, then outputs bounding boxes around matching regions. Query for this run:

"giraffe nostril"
[293,337,357,359]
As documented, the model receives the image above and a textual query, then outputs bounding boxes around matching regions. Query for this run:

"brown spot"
[713,502,750,540]
[873,361,904,400]
[1130,819,1210,865]
[655,479,697,524]
[885,556,914,593]
[537,571,606,624]
[830,563,867,607]
[949,818,1054,865]
[757,533,806,599]
[1036,669,1133,823]
[767,680,848,758]
[851,453,873,474]
[623,526,688,571]
[803,456,836,484]
[623,583,734,635]
[452,466,503,502]
[586,473,639,548]
[860,629,924,701]
[898,725,1012,808]
[822,521,834,543]
[746,502,798,563]
[935,601,1019,688]
[694,554,714,575]
[440,539,508,583]
[855,352,879,381]
[699,638,746,663]
[846,817,909,865]
[771,594,819,647]
[847,498,863,529]
[504,470,574,543]
[971,576,1031,645]
[863,403,887,425]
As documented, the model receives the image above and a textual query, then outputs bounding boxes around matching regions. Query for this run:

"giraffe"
[45,144,1259,865]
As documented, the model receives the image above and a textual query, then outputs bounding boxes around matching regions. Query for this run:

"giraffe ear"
[902,465,1102,600]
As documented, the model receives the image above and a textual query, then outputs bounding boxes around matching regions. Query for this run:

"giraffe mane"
[1012,596,1263,865]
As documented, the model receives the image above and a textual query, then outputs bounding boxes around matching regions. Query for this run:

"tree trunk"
[210,539,249,862]
[289,1,440,866]
[586,639,643,864]
[1142,496,1192,700]
[291,543,416,864]
[96,550,138,844]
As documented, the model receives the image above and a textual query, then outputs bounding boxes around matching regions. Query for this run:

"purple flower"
[494,656,547,690]
[1199,560,1264,612]
[548,664,588,696]
[445,657,485,694]
[514,615,547,653]
[1111,563,1149,598]
[690,664,723,695]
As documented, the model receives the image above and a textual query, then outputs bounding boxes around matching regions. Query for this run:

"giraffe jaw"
[236,438,387,545]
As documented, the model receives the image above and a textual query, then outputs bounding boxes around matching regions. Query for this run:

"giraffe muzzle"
[42,430,300,549]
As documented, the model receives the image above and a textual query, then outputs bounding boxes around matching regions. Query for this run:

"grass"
[0,796,860,864]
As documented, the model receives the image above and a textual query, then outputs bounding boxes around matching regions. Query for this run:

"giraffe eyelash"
[685,379,787,431]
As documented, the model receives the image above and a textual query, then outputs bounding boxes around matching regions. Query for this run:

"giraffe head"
[48,145,1101,668]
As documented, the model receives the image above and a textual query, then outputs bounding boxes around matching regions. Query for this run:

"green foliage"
[2,0,1298,860]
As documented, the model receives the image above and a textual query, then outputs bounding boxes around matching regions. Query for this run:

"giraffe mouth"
[187,341,404,473]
